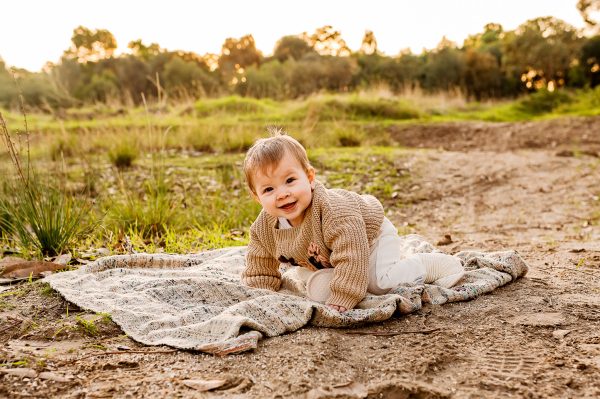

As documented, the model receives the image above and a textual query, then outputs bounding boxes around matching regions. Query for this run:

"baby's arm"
[242,229,281,290]
[324,215,370,311]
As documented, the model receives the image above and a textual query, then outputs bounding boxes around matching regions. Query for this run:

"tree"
[128,39,163,60]
[218,35,262,84]
[580,35,600,86]
[463,23,504,63]
[578,0,600,27]
[422,41,465,92]
[359,30,378,55]
[273,36,315,62]
[162,57,219,97]
[238,60,287,98]
[303,26,351,56]
[49,57,83,100]
[503,17,583,90]
[64,26,117,63]
[463,49,503,100]
[0,60,18,107]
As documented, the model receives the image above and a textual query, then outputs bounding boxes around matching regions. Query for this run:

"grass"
[1,88,599,258]
[108,140,138,169]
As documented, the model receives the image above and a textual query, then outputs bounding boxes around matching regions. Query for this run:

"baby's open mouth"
[279,201,297,210]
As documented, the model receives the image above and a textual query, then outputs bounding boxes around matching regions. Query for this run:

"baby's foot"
[417,253,465,288]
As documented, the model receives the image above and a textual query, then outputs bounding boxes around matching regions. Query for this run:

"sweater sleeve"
[242,224,281,291]
[323,214,370,310]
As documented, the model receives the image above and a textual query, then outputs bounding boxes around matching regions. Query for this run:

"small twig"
[71,349,177,362]
[343,328,440,336]
[528,277,549,286]
[0,319,23,335]
[554,212,593,221]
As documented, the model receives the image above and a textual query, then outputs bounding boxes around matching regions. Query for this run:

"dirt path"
[1,118,600,398]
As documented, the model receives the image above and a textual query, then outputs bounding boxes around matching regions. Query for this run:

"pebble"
[552,329,571,339]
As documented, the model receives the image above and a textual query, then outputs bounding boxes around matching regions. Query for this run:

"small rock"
[437,234,453,246]
[552,329,571,339]
[53,253,72,265]
[182,379,227,392]
[96,248,110,257]
[1,368,37,378]
[39,371,73,382]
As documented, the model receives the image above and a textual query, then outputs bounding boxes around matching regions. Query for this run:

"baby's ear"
[308,167,316,188]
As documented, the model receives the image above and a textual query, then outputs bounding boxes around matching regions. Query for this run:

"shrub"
[517,89,573,115]
[109,175,178,240]
[1,114,92,256]
[195,96,275,117]
[108,141,138,169]
[3,177,92,256]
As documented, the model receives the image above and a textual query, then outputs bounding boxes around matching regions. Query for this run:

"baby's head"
[243,129,314,195]
[244,129,316,226]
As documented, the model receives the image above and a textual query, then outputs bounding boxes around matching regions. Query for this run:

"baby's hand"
[328,304,347,313]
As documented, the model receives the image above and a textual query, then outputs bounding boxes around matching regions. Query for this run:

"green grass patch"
[194,95,278,118]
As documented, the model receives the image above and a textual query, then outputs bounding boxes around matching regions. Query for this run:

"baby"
[242,130,464,312]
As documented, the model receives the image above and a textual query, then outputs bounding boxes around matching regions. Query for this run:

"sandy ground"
[1,117,600,398]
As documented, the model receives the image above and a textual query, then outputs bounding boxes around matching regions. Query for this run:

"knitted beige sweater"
[242,181,384,309]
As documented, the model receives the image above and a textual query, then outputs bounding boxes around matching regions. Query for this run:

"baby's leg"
[367,218,426,294]
[368,218,466,294]
[415,252,465,288]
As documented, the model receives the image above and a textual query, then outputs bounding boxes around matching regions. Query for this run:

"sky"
[0,0,589,72]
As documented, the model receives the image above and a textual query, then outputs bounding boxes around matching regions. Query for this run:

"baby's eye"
[262,187,273,194]
[286,177,296,184]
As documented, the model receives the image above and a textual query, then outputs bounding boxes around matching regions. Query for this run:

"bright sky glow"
[0,0,587,72]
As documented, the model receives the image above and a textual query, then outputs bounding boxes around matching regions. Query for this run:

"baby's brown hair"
[243,128,313,194]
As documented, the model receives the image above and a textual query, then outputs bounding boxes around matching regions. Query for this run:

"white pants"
[288,217,464,297]
[367,217,462,294]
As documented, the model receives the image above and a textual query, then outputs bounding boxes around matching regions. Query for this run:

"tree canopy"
[1,13,599,109]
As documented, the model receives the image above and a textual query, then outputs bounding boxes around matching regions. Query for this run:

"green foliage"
[195,95,275,116]
[162,57,219,97]
[75,315,98,336]
[291,96,421,121]
[108,140,139,169]
[0,193,13,238]
[2,176,93,256]
[273,36,315,62]
[1,113,93,257]
[516,89,574,115]
[50,135,79,161]
[109,172,178,240]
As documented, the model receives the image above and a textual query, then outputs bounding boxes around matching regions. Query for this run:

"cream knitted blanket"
[43,235,528,355]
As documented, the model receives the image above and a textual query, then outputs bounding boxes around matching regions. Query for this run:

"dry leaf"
[0,261,65,278]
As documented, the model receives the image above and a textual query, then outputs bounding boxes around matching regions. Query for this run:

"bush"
[108,141,138,169]
[290,96,421,121]
[1,113,92,256]
[194,96,275,117]
[517,89,573,115]
[2,177,92,256]
[109,175,178,240]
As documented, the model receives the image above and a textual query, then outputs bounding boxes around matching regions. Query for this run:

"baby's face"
[252,153,315,227]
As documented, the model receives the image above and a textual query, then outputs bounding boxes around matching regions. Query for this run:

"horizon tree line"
[1,10,600,110]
